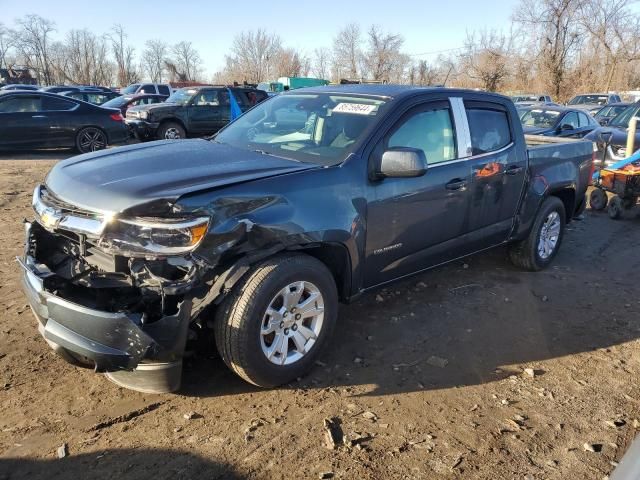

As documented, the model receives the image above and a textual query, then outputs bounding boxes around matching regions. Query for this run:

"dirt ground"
[1,152,639,480]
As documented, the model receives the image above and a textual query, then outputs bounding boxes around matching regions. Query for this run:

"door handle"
[505,165,524,176]
[31,115,47,119]
[445,178,467,191]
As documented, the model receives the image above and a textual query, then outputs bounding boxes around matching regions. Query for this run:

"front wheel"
[608,196,624,219]
[76,127,107,153]
[214,254,338,388]
[589,188,608,211]
[509,196,566,271]
[157,122,186,140]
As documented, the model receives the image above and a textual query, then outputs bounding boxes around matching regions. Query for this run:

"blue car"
[520,105,599,138]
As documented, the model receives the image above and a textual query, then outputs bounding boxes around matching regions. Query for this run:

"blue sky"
[1,0,519,77]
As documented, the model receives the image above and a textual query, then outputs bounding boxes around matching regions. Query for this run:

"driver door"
[364,99,472,287]
[188,88,224,135]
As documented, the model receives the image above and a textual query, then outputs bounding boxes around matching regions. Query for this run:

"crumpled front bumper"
[18,250,193,393]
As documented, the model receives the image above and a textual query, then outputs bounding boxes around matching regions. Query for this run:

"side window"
[0,96,42,113]
[140,84,156,94]
[466,108,511,155]
[562,112,579,129]
[387,105,457,164]
[42,96,76,111]
[157,85,170,96]
[193,90,220,106]
[578,112,591,127]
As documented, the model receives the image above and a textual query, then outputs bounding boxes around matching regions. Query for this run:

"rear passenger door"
[364,98,472,286]
[464,99,527,250]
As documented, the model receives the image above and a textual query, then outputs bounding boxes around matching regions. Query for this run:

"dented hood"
[45,139,318,213]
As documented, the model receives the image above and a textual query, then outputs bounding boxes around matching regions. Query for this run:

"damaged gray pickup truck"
[20,85,594,393]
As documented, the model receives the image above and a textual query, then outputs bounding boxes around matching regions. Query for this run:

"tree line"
[1,0,639,101]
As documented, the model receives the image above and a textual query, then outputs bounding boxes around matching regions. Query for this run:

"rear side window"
[0,96,42,113]
[562,112,579,129]
[157,85,170,95]
[43,96,76,111]
[466,108,511,155]
[140,84,156,94]
[388,105,457,164]
[578,112,592,127]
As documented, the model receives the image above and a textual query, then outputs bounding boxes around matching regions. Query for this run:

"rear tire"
[157,122,185,140]
[608,196,624,219]
[509,196,566,271]
[76,127,108,153]
[214,254,338,388]
[589,188,608,211]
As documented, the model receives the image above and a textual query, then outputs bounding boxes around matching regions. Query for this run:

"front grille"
[40,187,102,220]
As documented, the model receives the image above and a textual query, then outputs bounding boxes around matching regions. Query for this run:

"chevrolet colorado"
[19,85,594,393]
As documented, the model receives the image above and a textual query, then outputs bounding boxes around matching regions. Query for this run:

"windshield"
[214,93,388,165]
[520,109,561,128]
[101,96,128,108]
[609,104,640,127]
[120,84,140,95]
[165,89,196,105]
[568,95,609,105]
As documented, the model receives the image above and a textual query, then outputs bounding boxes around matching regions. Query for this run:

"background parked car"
[126,86,268,140]
[60,90,121,105]
[593,102,630,126]
[567,93,622,114]
[0,90,129,153]
[519,105,599,138]
[101,93,168,116]
[511,94,554,107]
[120,83,172,96]
[40,85,114,94]
[0,84,40,91]
[585,102,640,166]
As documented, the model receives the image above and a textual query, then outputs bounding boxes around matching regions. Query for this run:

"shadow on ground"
[181,211,640,398]
[0,448,243,480]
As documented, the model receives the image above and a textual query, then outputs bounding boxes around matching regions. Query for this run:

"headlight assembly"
[138,110,148,120]
[97,216,210,256]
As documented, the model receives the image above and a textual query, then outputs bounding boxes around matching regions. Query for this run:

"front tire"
[608,196,624,219]
[214,254,338,388]
[509,196,566,271]
[589,188,608,211]
[76,127,107,153]
[157,122,185,140]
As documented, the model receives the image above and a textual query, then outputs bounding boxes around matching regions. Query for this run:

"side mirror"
[559,124,573,131]
[378,147,427,178]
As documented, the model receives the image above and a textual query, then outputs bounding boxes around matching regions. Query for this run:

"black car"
[126,86,268,140]
[61,90,121,105]
[593,102,631,126]
[520,105,599,138]
[0,91,129,153]
[20,85,594,392]
[585,102,640,167]
[101,93,167,116]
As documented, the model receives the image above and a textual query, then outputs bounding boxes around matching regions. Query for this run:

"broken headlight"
[98,216,210,256]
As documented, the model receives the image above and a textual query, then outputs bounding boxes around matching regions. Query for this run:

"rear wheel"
[589,188,608,211]
[76,127,107,153]
[509,196,566,271]
[214,254,338,388]
[608,196,624,219]
[157,122,185,140]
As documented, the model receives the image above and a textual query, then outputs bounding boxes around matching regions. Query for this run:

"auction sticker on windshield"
[333,103,377,115]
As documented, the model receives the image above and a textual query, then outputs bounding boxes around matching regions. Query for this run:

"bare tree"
[312,47,330,79]
[53,29,112,85]
[171,41,202,81]
[274,48,310,77]
[0,23,14,69]
[13,15,56,84]
[333,23,362,80]
[363,25,404,81]
[110,24,138,86]
[579,0,640,91]
[142,39,168,83]
[514,0,582,99]
[416,60,440,86]
[461,30,510,92]
[223,30,282,83]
